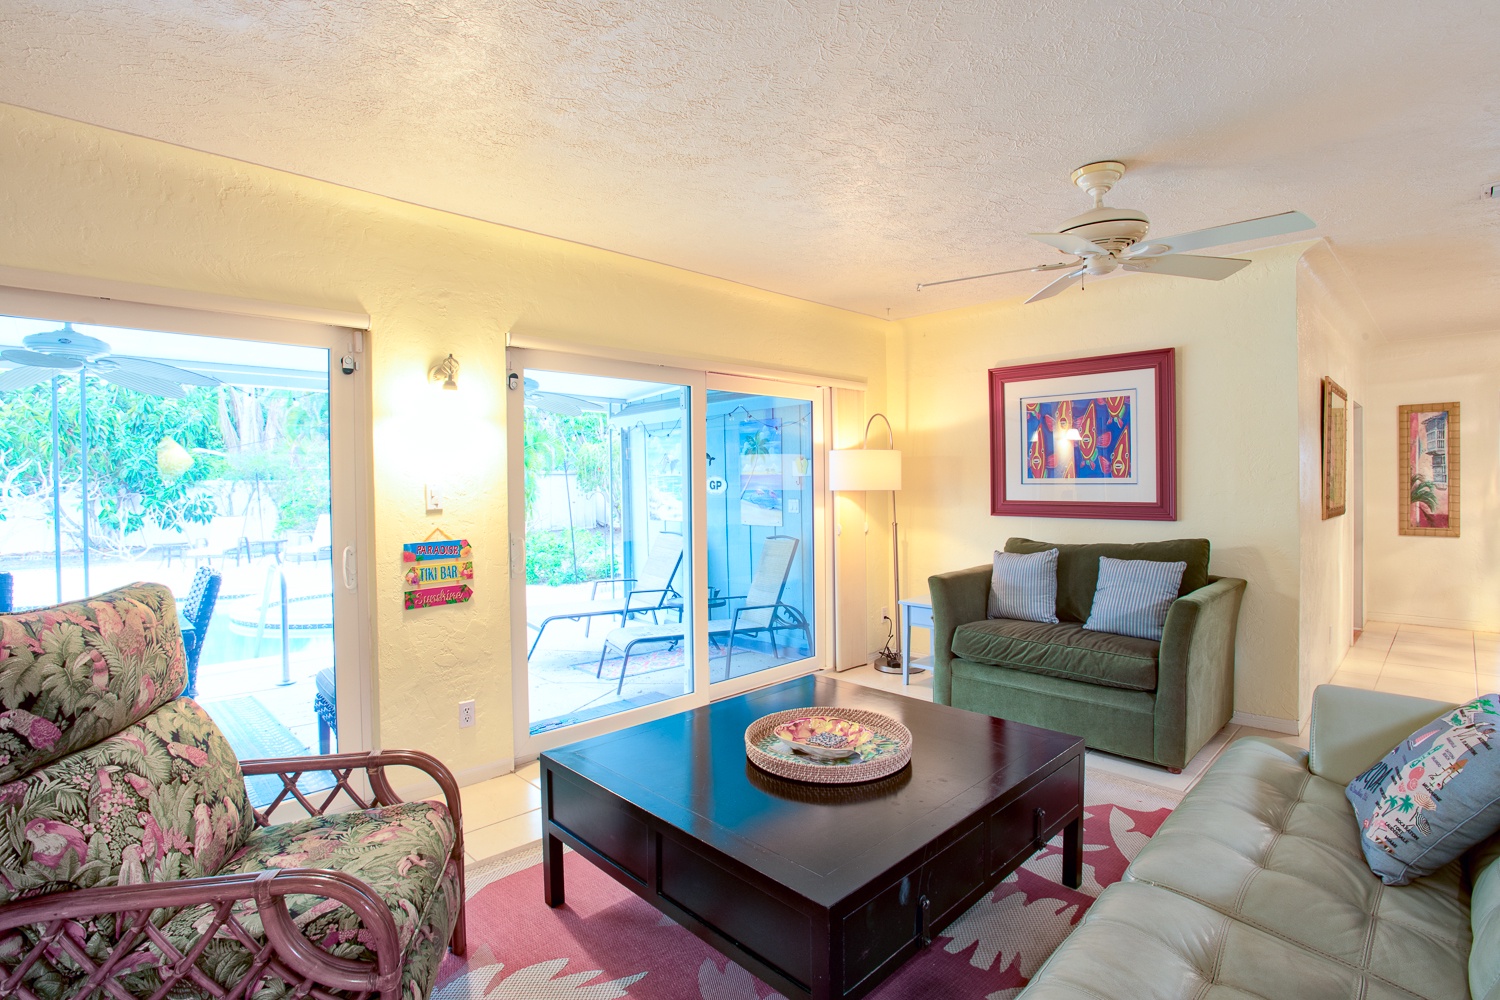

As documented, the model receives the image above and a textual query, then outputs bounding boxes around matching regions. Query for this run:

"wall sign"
[403,535,474,609]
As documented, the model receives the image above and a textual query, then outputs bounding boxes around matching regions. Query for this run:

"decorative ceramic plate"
[772,715,874,760]
[746,707,912,784]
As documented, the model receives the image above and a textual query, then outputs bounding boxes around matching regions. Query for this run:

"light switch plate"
[425,484,443,512]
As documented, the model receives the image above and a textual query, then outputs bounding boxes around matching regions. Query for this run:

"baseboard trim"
[1367,610,1498,632]
[1230,711,1300,735]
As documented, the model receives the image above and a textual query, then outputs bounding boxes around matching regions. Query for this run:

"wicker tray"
[745,707,913,784]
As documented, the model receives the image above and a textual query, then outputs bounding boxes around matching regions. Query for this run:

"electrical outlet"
[881,606,890,620]
[458,700,475,728]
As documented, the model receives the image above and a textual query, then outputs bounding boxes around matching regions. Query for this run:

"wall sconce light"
[429,354,460,391]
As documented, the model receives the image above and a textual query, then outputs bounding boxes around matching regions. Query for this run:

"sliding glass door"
[516,362,696,736]
[509,352,829,756]
[704,376,822,692]
[0,307,369,805]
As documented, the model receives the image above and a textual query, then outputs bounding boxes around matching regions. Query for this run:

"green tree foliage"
[218,387,330,534]
[0,378,330,555]
[0,375,224,547]
[523,407,619,585]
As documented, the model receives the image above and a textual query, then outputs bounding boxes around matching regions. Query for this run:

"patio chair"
[286,511,333,563]
[597,535,811,692]
[0,583,465,1000]
[315,664,338,753]
[526,531,684,656]
[189,514,251,568]
[180,565,222,699]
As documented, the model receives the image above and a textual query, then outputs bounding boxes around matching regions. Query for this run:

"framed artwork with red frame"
[989,348,1176,520]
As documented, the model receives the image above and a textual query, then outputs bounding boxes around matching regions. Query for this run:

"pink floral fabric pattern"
[166,800,457,995]
[0,583,186,783]
[0,696,252,904]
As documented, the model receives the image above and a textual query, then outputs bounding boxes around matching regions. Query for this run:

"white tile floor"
[453,620,1491,866]
[1331,620,1498,704]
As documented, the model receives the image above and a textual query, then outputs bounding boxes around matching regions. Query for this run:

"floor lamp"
[829,413,910,674]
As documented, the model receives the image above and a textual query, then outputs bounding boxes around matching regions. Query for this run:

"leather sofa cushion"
[952,618,1159,692]
[1019,879,1437,1000]
[1005,537,1210,623]
[1473,834,1500,1000]
[1124,738,1472,1000]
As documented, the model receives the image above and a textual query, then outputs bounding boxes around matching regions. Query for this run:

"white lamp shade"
[828,448,902,492]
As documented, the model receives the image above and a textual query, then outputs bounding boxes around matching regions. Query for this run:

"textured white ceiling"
[1,1,1496,335]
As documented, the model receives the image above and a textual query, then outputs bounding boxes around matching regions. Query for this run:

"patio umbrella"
[0,323,221,598]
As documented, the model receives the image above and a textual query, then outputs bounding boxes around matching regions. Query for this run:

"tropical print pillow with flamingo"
[1346,693,1500,885]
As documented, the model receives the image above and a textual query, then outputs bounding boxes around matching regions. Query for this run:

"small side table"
[898,596,933,685]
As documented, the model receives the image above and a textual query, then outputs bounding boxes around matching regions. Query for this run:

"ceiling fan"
[917,161,1316,303]
[0,323,221,396]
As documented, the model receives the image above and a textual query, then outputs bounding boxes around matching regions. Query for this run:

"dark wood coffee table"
[539,675,1083,1000]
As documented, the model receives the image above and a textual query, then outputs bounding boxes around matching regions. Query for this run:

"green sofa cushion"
[1473,834,1500,1000]
[1005,536,1211,623]
[951,618,1159,692]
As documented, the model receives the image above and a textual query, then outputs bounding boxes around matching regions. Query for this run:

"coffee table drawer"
[842,820,987,989]
[548,769,652,883]
[660,835,814,988]
[988,758,1083,876]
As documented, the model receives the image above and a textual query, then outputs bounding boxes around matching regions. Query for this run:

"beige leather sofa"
[1020,685,1500,1000]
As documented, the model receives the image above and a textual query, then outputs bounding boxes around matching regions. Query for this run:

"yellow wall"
[1294,244,1367,721]
[0,103,889,775]
[895,246,1306,724]
[2,100,1365,746]
[1365,328,1500,631]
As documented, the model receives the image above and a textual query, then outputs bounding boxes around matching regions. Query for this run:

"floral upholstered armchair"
[0,583,466,999]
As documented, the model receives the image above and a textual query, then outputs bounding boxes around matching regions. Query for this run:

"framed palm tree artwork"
[1398,401,1460,537]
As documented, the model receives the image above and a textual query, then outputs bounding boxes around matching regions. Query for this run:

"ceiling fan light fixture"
[1069,160,1126,206]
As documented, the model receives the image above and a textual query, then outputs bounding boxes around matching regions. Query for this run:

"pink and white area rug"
[434,770,1178,1000]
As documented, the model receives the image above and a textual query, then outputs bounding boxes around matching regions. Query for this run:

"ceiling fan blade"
[1122,254,1252,281]
[1028,232,1110,257]
[1123,211,1315,258]
[1025,268,1086,304]
[916,261,1077,291]
[1,348,82,370]
[95,369,187,399]
[0,366,55,392]
[103,356,222,387]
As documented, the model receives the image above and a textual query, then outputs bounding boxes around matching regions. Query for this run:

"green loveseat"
[929,537,1245,771]
[1020,685,1499,999]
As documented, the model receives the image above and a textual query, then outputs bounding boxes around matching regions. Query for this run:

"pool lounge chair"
[527,532,685,656]
[597,535,810,692]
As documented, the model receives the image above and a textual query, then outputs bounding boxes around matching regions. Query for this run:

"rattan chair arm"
[239,749,463,827]
[0,867,403,998]
[236,748,466,940]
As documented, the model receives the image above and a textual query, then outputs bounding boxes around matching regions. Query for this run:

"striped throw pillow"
[1083,556,1186,641]
[988,549,1060,623]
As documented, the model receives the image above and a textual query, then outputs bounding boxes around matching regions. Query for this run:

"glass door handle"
[342,546,357,591]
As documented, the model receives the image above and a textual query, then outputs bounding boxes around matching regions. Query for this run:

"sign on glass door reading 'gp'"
[402,538,474,609]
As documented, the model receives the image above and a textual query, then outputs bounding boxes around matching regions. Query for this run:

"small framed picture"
[1398,401,1460,537]
[989,348,1176,520]
[1321,377,1348,519]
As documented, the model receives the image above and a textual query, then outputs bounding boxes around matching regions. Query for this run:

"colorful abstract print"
[1348,693,1500,885]
[1023,394,1134,482]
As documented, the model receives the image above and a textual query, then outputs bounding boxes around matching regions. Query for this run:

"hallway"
[1330,620,1497,703]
